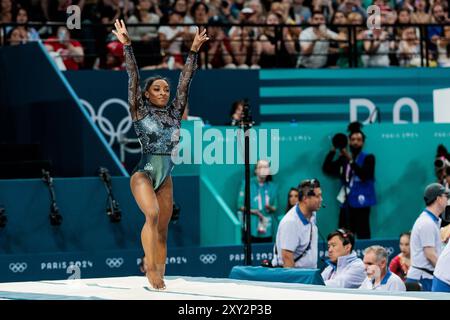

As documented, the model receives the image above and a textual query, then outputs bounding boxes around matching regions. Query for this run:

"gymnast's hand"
[190,26,209,53]
[112,19,131,46]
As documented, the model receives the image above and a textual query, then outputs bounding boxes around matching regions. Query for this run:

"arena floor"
[0,276,449,300]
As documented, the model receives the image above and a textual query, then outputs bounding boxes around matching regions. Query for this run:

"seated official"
[359,245,406,291]
[321,229,366,288]
[271,179,323,268]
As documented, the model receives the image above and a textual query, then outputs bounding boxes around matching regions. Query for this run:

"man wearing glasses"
[406,183,449,291]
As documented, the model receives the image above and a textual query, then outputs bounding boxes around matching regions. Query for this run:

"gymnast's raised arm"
[113,19,147,121]
[172,27,209,118]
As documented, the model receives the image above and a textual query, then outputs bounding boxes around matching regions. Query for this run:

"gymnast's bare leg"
[130,172,165,289]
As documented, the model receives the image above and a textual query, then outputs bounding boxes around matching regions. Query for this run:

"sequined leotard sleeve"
[124,45,148,121]
[171,51,198,119]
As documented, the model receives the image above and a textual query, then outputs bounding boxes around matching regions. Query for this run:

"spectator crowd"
[0,0,449,69]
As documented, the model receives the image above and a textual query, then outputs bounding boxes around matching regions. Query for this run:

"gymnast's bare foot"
[147,270,165,290]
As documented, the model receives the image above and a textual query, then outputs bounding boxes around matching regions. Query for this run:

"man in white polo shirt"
[406,183,449,291]
[359,245,406,291]
[271,179,323,268]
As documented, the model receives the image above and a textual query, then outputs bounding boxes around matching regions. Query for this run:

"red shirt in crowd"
[389,254,410,281]
[44,38,83,70]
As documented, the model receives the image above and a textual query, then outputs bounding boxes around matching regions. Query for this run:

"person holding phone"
[297,11,346,68]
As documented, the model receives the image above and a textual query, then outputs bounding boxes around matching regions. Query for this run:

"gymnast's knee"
[144,207,159,225]
[158,228,168,243]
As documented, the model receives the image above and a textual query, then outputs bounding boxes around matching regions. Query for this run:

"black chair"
[405,281,422,291]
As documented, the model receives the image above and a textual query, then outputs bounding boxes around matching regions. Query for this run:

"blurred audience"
[337,0,367,19]
[363,27,391,67]
[6,26,27,46]
[93,39,125,70]
[397,26,423,66]
[256,12,297,68]
[437,26,450,67]
[335,11,365,67]
[227,99,244,126]
[328,10,347,67]
[0,0,447,69]
[411,0,431,23]
[172,0,194,24]
[290,0,311,24]
[11,7,41,41]
[298,11,346,68]
[206,15,236,68]
[127,0,160,41]
[389,231,411,281]
[158,10,186,69]
[44,26,84,70]
[285,187,299,213]
[229,7,260,68]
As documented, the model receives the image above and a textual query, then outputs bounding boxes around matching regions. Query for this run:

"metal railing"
[1,21,448,68]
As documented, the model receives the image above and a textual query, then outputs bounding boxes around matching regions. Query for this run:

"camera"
[332,133,348,149]
[435,144,450,180]
[435,157,450,170]
[443,205,450,222]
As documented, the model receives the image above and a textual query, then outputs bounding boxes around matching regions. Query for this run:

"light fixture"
[42,170,63,226]
[98,167,122,223]
[0,206,7,228]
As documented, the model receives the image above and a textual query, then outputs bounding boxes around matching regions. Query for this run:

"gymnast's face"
[145,79,170,107]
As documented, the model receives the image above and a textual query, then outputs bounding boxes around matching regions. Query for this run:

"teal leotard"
[124,45,198,190]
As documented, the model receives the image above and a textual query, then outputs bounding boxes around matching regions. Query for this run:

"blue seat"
[229,266,325,285]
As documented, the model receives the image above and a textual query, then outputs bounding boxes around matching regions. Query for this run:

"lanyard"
[257,185,270,211]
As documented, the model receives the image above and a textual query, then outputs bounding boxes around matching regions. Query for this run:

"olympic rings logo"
[199,254,217,264]
[80,98,139,152]
[9,262,28,273]
[105,258,124,268]
[385,247,395,256]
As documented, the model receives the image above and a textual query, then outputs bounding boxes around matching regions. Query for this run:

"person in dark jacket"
[322,122,376,239]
